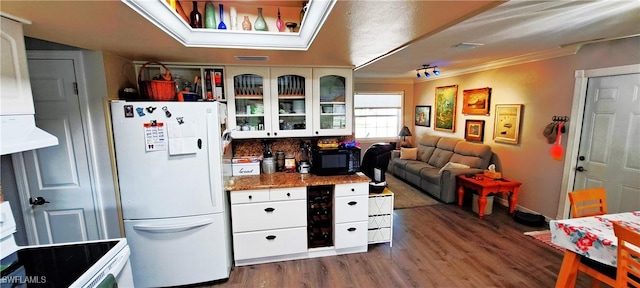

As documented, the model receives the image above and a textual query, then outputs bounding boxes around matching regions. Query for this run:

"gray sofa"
[389,135,494,203]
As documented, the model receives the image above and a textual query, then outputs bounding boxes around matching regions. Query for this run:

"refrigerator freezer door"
[124,213,231,287]
[111,101,225,219]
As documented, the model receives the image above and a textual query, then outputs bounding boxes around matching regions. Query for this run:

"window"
[354,93,403,139]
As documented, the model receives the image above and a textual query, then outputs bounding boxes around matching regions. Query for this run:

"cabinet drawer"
[270,187,306,201]
[368,228,391,243]
[334,182,368,197]
[335,195,368,223]
[368,215,392,229]
[230,190,270,204]
[231,200,306,232]
[233,227,307,260]
[369,195,393,215]
[335,221,368,249]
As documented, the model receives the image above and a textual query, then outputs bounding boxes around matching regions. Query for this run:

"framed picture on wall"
[462,87,491,115]
[493,104,523,144]
[464,120,485,142]
[415,105,431,127]
[434,85,458,132]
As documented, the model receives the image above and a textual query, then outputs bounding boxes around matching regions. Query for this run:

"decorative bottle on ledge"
[254,7,268,31]
[242,16,252,31]
[189,1,202,28]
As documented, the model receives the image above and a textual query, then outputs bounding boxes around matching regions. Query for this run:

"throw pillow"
[400,147,418,160]
[438,161,470,174]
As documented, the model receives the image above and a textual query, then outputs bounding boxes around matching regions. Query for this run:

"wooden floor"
[200,203,594,288]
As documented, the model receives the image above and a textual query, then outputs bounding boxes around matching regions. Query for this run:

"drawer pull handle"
[286,192,291,197]
[266,235,276,240]
[348,227,357,232]
[348,201,357,206]
[264,207,275,212]
[351,188,355,192]
[248,195,252,200]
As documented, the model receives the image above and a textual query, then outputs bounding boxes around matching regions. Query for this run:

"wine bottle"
[190,1,202,28]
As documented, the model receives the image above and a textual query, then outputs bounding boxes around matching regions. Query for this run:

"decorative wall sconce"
[416,64,440,79]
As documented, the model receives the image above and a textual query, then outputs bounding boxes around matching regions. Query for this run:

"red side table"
[456,174,522,219]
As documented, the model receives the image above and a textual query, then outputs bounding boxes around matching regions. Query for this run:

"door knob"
[29,197,50,206]
[576,166,587,172]
[579,156,586,161]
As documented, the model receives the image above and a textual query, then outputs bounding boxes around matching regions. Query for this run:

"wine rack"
[307,185,333,248]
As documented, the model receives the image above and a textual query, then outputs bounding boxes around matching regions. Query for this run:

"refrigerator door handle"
[132,219,214,233]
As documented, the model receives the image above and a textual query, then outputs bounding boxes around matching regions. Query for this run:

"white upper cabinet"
[269,67,313,138]
[1,16,34,115]
[226,66,272,139]
[226,66,352,139]
[312,68,353,136]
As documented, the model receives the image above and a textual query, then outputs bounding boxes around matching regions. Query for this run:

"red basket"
[138,62,176,101]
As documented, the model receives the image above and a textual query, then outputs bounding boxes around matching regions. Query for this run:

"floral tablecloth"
[550,211,640,266]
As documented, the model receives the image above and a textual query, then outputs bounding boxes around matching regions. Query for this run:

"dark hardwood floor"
[201,203,594,288]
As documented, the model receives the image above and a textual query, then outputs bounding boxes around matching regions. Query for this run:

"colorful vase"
[254,7,267,31]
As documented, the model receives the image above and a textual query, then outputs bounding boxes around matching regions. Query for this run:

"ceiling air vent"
[234,56,270,61]
[452,42,484,50]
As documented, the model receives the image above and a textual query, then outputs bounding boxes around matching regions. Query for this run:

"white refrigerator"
[110,100,232,287]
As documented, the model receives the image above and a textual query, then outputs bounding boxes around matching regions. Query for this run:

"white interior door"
[574,73,640,213]
[21,58,100,244]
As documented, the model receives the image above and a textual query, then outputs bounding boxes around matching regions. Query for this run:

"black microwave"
[311,148,360,176]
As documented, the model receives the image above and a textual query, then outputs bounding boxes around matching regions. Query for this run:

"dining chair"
[613,222,640,288]
[569,187,608,218]
[568,187,615,288]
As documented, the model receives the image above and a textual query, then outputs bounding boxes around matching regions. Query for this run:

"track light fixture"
[416,64,440,79]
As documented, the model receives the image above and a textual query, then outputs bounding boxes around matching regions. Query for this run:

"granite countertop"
[225,172,371,191]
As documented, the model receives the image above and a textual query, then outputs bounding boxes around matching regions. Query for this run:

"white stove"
[0,202,133,287]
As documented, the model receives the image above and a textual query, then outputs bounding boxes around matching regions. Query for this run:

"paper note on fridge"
[167,122,198,155]
[144,122,167,152]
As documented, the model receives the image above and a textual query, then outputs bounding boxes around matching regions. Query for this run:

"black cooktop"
[1,240,119,287]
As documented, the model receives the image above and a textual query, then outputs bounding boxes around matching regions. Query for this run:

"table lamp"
[398,126,412,148]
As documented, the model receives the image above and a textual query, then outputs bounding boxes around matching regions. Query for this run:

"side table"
[368,188,394,246]
[456,174,522,219]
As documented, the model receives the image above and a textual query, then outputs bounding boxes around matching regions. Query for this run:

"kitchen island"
[224,172,372,266]
[224,172,371,191]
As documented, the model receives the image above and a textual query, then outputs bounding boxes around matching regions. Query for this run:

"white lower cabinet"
[229,182,369,266]
[233,227,308,260]
[334,182,368,252]
[335,221,368,249]
[230,187,307,266]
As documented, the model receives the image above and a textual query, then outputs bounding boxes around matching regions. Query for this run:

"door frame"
[556,63,640,219]
[13,51,108,244]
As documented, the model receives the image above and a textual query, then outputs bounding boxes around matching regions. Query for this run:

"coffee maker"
[298,141,312,173]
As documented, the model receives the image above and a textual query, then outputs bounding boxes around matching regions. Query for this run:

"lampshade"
[398,126,412,137]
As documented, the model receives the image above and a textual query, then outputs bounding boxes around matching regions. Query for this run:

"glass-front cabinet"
[226,67,271,139]
[312,68,353,136]
[270,68,313,137]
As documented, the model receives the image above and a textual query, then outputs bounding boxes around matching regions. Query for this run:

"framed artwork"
[493,104,523,144]
[462,87,491,115]
[415,105,431,127]
[464,120,485,142]
[434,85,458,132]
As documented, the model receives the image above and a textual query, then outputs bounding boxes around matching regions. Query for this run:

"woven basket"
[138,62,176,101]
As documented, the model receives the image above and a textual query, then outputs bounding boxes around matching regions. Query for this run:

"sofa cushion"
[420,166,443,185]
[450,141,493,169]
[416,135,440,162]
[400,147,418,160]
[404,160,432,175]
[427,137,461,168]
